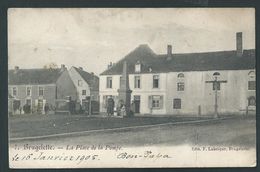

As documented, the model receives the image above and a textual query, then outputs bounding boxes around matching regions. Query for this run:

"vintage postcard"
[8,8,256,168]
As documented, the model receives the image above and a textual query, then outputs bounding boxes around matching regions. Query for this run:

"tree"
[43,62,58,69]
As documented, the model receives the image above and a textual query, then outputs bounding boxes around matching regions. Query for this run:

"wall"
[166,69,256,116]
[68,67,90,104]
[56,70,77,101]
[99,73,167,114]
[8,84,56,114]
[100,69,255,116]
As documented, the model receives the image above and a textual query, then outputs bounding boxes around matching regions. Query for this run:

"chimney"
[236,32,243,56]
[107,62,113,69]
[61,64,66,71]
[166,45,172,61]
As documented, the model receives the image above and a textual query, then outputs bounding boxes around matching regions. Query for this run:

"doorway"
[134,95,140,113]
[13,99,21,114]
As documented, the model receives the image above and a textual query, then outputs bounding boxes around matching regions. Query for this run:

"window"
[78,80,83,87]
[177,82,184,91]
[248,71,255,91]
[149,95,163,109]
[248,96,256,106]
[173,98,181,109]
[82,90,86,95]
[12,87,17,96]
[248,81,256,90]
[213,82,220,90]
[135,61,141,73]
[248,71,255,78]
[153,75,159,88]
[38,86,44,96]
[26,86,31,96]
[152,98,160,108]
[177,73,184,78]
[134,76,141,88]
[106,77,112,88]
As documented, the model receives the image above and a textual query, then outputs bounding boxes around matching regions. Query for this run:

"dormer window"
[135,61,141,73]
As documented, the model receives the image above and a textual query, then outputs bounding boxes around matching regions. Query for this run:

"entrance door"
[134,95,140,113]
[13,100,21,114]
[25,99,32,114]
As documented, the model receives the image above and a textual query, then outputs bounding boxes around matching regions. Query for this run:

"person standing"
[107,96,114,117]
[44,103,50,115]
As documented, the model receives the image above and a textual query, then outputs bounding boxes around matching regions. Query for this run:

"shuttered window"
[148,95,163,109]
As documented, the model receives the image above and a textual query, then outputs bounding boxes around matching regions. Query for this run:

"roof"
[9,68,64,85]
[72,67,99,91]
[100,44,255,75]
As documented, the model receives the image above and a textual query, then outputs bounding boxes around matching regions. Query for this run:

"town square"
[7,8,256,167]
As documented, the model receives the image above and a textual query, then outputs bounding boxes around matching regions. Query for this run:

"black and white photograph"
[8,8,256,168]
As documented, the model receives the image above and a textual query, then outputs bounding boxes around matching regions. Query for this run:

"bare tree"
[43,62,58,69]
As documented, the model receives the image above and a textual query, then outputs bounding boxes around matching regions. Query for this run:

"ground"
[9,114,256,147]
[9,114,213,138]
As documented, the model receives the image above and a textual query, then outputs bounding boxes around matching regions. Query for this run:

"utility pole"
[89,95,92,116]
[205,73,227,118]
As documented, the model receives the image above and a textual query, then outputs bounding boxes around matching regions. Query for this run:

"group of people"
[106,97,135,117]
[20,103,50,115]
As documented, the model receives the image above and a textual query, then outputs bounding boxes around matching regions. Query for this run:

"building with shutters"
[99,32,255,116]
[8,65,77,115]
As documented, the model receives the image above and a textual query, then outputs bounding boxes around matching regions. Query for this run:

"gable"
[71,67,99,91]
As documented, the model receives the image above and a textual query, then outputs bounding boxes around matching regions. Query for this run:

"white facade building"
[99,32,255,116]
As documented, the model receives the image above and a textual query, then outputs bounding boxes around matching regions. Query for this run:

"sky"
[8,8,255,75]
